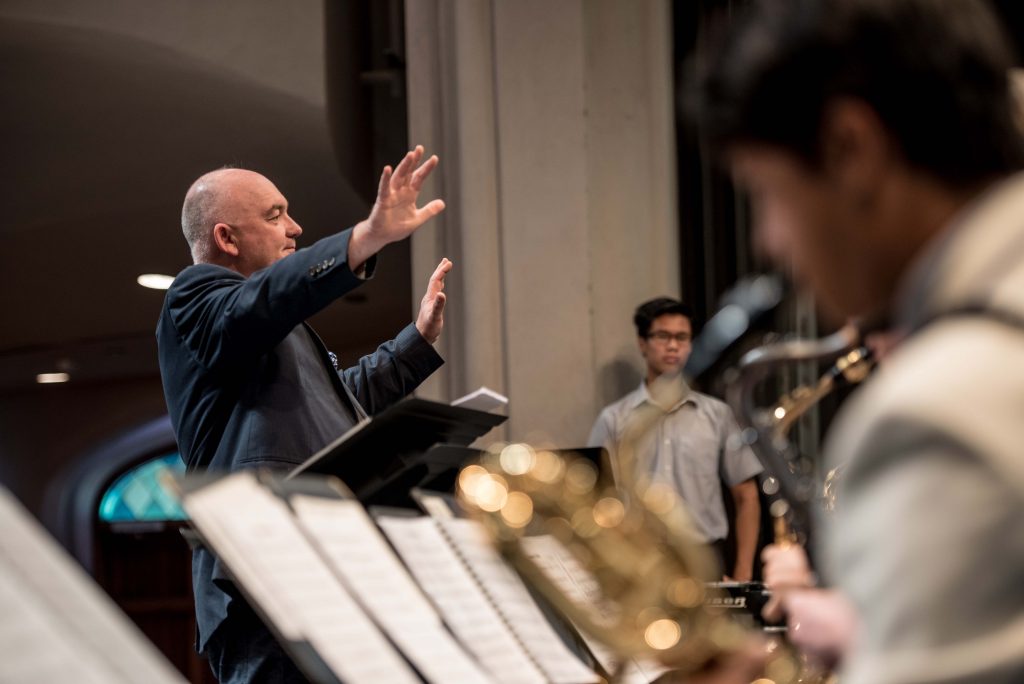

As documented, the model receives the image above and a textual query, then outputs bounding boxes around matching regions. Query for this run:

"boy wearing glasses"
[588,297,762,580]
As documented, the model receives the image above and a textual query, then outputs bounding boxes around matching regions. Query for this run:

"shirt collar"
[893,171,1024,331]
[627,377,698,413]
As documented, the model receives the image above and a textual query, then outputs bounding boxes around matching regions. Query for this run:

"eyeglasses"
[646,331,691,344]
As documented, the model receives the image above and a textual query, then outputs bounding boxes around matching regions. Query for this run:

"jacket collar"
[894,171,1024,332]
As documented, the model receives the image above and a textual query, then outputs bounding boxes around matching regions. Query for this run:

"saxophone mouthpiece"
[769,499,796,547]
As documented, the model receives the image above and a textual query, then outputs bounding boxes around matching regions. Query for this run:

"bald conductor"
[157,147,450,682]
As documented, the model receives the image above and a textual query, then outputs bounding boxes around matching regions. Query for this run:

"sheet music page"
[519,534,620,675]
[376,515,549,684]
[618,658,672,684]
[0,567,113,684]
[183,473,418,684]
[0,487,184,684]
[451,386,509,413]
[520,535,668,684]
[415,491,457,520]
[289,495,493,684]
[438,518,600,684]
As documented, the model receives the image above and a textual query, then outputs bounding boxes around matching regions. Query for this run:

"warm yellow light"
[530,450,565,483]
[592,497,625,528]
[500,491,533,527]
[36,372,70,384]
[643,618,682,650]
[642,482,677,515]
[565,460,597,494]
[499,443,535,475]
[570,508,600,538]
[476,475,509,512]
[667,577,703,608]
[137,274,174,290]
[458,464,488,498]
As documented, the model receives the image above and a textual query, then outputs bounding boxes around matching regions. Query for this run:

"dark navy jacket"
[156,227,443,651]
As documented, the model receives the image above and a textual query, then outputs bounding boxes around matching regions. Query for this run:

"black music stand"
[288,398,507,507]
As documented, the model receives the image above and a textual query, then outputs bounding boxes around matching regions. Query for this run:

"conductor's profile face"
[215,171,305,276]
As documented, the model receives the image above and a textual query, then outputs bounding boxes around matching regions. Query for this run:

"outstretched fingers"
[410,155,439,191]
[416,198,447,224]
[393,145,424,184]
[376,165,393,201]
[416,258,452,343]
[430,291,447,321]
[367,145,444,244]
[427,258,453,298]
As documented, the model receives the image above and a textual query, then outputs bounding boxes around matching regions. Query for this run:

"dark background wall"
[0,0,413,526]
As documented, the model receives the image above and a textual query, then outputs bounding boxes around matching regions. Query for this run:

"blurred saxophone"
[457,371,826,683]
[725,325,875,532]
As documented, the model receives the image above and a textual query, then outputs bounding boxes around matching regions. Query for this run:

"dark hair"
[634,297,694,338]
[692,0,1024,187]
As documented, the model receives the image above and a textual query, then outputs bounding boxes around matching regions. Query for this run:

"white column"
[406,0,678,446]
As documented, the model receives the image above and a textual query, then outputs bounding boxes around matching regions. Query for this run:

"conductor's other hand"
[349,145,446,269]
[416,258,452,344]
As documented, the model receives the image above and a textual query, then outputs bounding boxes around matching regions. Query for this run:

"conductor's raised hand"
[349,146,446,269]
[416,258,452,344]
[370,145,446,239]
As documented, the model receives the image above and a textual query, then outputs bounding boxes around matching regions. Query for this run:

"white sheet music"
[183,473,418,684]
[519,535,621,675]
[437,518,600,684]
[520,535,668,684]
[451,386,509,413]
[618,658,672,684]
[0,571,111,684]
[289,495,493,684]
[0,487,184,684]
[377,515,550,684]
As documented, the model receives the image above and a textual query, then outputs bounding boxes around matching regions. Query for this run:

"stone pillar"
[406,0,678,446]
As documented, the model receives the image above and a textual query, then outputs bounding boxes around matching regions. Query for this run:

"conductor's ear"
[212,223,240,257]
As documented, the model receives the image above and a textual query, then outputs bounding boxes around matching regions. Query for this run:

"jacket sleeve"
[164,229,372,371]
[832,417,1024,684]
[341,323,444,415]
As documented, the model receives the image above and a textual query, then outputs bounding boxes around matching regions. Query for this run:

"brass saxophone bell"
[457,444,817,682]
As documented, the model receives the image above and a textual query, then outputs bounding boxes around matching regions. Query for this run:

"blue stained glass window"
[98,453,187,522]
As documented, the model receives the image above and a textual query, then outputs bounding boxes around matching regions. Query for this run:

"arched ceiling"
[0,11,412,392]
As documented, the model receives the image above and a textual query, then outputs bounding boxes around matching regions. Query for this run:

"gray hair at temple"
[690,0,1024,188]
[180,166,235,264]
